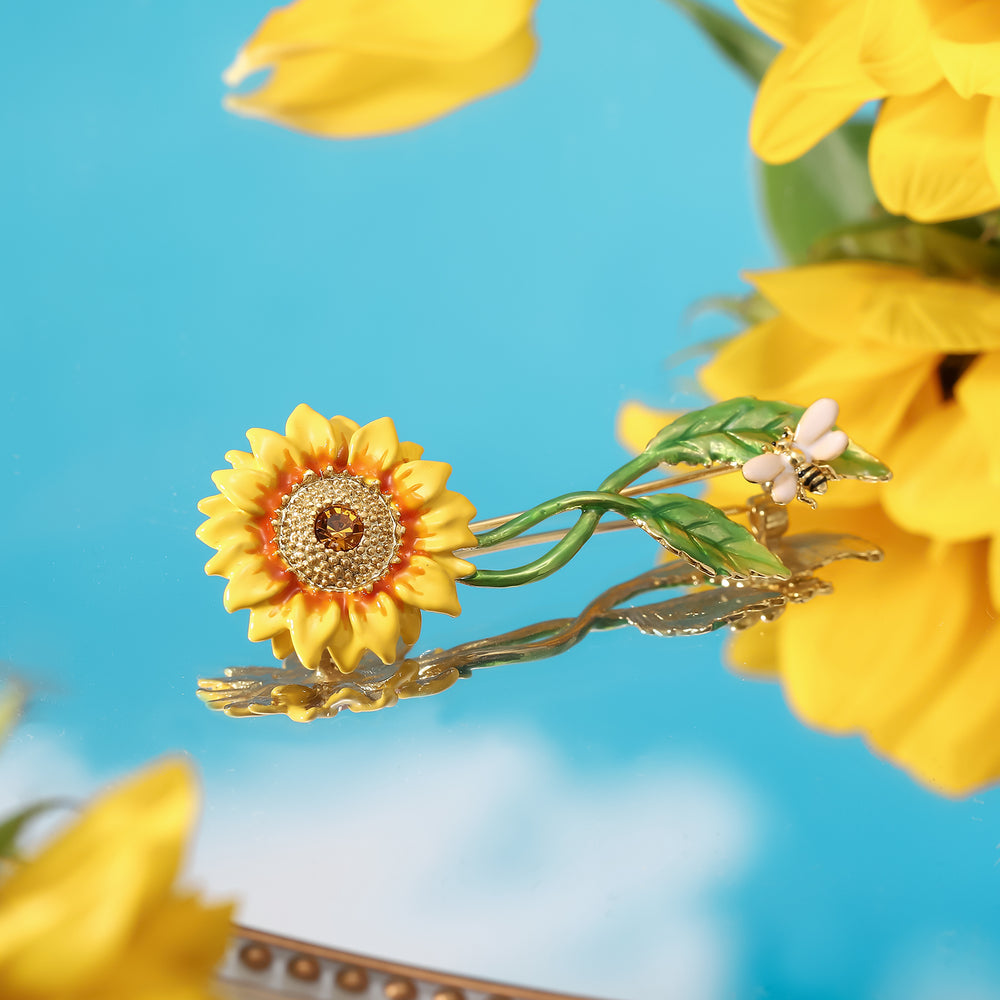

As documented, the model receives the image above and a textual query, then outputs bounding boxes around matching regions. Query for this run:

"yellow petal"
[859,0,940,94]
[736,0,853,47]
[347,416,400,477]
[751,37,883,162]
[204,535,261,577]
[616,402,680,456]
[392,554,463,614]
[284,404,352,465]
[700,315,939,456]
[725,621,780,678]
[226,0,536,72]
[397,440,424,462]
[272,632,294,660]
[225,16,537,139]
[287,594,342,668]
[779,518,974,735]
[430,552,475,578]
[871,84,998,222]
[929,0,1000,99]
[887,607,1000,796]
[990,538,1000,612]
[347,593,403,665]
[391,459,450,510]
[0,760,196,994]
[412,490,477,550]
[245,427,304,473]
[224,448,258,470]
[954,351,1000,486]
[883,402,1000,540]
[210,468,273,516]
[751,262,1000,353]
[248,602,292,641]
[196,504,252,549]
[223,562,288,611]
[399,602,422,646]
[197,493,234,518]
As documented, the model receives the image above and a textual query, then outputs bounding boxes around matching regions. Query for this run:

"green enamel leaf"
[632,494,789,580]
[760,123,879,265]
[660,0,777,85]
[643,397,892,482]
[0,800,67,861]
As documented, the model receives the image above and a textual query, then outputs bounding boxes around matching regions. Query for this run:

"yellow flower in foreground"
[741,0,1000,221]
[0,759,232,999]
[619,260,1000,794]
[223,0,538,138]
[198,405,476,672]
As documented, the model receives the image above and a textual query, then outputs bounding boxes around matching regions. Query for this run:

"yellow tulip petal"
[616,402,680,456]
[0,760,195,993]
[751,262,1000,352]
[884,403,1000,540]
[391,459,452,511]
[859,0,940,94]
[391,554,463,614]
[284,403,351,464]
[210,468,273,516]
[246,426,304,473]
[930,0,1000,99]
[226,23,537,139]
[871,84,998,221]
[751,40,883,163]
[223,562,288,612]
[288,594,342,668]
[347,416,400,476]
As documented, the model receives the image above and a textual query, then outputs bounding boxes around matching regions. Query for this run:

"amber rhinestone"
[314,503,365,552]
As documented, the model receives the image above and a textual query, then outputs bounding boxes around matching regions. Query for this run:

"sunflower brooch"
[197,398,891,721]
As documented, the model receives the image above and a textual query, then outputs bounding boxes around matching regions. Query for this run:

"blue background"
[2,1,999,997]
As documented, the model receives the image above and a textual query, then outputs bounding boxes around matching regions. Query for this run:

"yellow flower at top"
[741,0,1000,222]
[198,405,477,673]
[0,759,232,999]
[223,0,538,138]
[619,260,1000,795]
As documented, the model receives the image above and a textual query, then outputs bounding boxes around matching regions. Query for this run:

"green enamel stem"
[464,453,657,589]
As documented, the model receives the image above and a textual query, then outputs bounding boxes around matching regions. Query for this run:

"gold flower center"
[276,473,401,592]
[314,504,364,552]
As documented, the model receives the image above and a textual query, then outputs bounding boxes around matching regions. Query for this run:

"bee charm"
[742,398,849,508]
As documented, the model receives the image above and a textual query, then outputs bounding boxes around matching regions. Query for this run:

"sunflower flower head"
[741,0,1000,221]
[0,759,232,999]
[198,405,477,673]
[223,0,538,138]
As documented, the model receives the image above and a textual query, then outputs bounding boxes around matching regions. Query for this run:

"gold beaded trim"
[273,471,403,593]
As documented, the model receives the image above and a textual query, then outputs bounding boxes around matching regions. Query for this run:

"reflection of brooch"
[197,397,890,721]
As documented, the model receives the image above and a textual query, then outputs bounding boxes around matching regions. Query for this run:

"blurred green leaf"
[633,493,790,579]
[760,123,880,264]
[660,0,777,84]
[644,397,892,482]
[0,800,67,861]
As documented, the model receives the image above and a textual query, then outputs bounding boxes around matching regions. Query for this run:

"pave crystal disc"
[277,473,401,592]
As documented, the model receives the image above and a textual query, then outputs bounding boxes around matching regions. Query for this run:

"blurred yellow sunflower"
[0,759,232,999]
[619,259,1000,794]
[198,404,476,673]
[741,0,1000,221]
[223,0,538,138]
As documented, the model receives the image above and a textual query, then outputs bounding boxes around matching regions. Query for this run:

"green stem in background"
[463,453,658,589]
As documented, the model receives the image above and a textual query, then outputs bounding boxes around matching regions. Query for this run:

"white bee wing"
[771,468,798,505]
[742,452,786,484]
[808,429,849,461]
[794,397,839,448]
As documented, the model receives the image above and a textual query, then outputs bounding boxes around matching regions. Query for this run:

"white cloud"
[195,727,759,1000]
